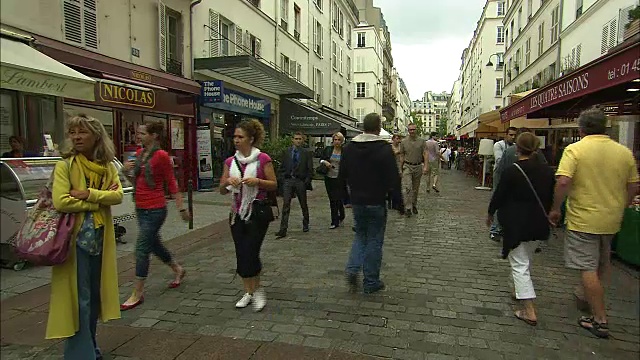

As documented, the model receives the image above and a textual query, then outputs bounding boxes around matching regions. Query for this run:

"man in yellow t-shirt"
[549,107,639,339]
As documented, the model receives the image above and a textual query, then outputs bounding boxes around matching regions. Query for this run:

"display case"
[0,157,135,270]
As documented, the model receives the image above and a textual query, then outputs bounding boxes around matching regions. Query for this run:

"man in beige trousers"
[398,124,428,218]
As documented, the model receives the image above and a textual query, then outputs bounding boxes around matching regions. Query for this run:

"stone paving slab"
[1,170,638,359]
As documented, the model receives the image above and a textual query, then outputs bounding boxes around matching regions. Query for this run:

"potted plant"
[624,5,640,40]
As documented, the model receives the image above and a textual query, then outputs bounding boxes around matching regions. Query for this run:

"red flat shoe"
[120,296,144,311]
[169,269,186,289]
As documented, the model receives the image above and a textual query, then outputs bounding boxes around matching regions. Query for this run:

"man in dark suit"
[275,132,314,238]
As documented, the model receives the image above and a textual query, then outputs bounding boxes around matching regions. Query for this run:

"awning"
[279,99,361,136]
[500,41,640,122]
[1,37,95,101]
[194,56,314,99]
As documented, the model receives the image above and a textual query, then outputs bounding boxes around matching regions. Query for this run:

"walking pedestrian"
[220,119,277,311]
[425,132,443,192]
[120,121,190,311]
[48,114,123,360]
[487,132,555,327]
[489,127,518,241]
[548,107,639,338]
[399,124,427,217]
[390,134,405,214]
[341,113,400,294]
[275,132,313,238]
[319,132,346,229]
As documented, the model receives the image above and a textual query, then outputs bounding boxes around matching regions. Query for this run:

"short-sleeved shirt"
[425,139,440,162]
[225,152,272,212]
[400,136,426,164]
[556,135,639,234]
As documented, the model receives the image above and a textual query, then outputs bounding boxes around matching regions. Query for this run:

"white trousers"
[508,241,539,300]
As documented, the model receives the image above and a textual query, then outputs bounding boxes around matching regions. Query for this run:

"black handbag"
[233,157,277,223]
[316,163,329,176]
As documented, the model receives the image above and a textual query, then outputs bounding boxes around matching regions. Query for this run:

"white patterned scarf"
[228,147,261,222]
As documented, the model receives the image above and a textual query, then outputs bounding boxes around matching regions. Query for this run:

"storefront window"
[63,104,115,140]
[24,94,60,154]
[0,91,18,154]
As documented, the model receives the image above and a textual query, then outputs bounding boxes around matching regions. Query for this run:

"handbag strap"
[233,157,244,178]
[513,163,547,218]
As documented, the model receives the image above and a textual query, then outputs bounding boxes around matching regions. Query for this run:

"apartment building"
[1,0,201,190]
[352,22,383,123]
[353,0,396,124]
[395,74,412,135]
[458,0,506,138]
[448,78,463,137]
[412,91,451,135]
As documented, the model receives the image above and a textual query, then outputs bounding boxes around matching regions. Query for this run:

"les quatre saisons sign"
[200,80,271,118]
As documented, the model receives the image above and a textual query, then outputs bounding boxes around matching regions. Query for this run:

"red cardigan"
[134,149,178,209]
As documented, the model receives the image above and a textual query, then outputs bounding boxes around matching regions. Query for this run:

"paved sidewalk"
[1,169,638,359]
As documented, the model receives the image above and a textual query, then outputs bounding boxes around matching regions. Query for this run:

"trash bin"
[615,207,640,266]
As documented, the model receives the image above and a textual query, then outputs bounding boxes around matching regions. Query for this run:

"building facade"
[1,0,201,190]
[395,73,412,135]
[352,22,383,123]
[457,0,506,138]
[447,78,462,137]
[411,91,451,135]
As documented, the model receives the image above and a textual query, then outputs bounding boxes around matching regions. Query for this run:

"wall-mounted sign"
[279,99,341,136]
[131,48,140,58]
[99,82,155,108]
[130,70,151,82]
[200,80,271,118]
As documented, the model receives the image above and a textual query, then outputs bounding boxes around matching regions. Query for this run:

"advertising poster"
[197,125,214,190]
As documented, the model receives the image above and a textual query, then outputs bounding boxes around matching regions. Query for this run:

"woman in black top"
[319,132,346,228]
[487,132,555,326]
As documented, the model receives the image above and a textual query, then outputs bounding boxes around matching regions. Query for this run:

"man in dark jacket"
[276,132,314,238]
[340,113,400,294]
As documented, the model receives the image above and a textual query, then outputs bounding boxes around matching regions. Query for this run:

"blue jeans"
[345,204,387,291]
[490,212,502,235]
[64,244,103,360]
[135,208,173,279]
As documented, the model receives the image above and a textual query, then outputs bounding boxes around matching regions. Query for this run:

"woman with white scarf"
[220,119,277,311]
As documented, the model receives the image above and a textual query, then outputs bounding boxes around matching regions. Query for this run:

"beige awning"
[1,37,95,101]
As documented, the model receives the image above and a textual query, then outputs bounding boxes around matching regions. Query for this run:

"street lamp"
[486,53,503,67]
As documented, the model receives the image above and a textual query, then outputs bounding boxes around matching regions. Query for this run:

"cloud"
[372,0,487,98]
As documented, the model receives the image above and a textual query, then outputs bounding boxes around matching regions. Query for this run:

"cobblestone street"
[1,169,638,360]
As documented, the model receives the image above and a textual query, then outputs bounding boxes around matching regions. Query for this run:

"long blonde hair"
[60,114,116,164]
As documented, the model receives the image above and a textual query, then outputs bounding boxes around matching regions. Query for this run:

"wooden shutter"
[339,48,343,74]
[244,30,251,55]
[365,82,370,97]
[575,44,581,67]
[63,0,82,44]
[601,23,609,54]
[297,63,302,81]
[235,25,243,55]
[209,9,220,57]
[255,38,262,58]
[83,0,98,49]
[290,60,297,78]
[158,0,167,70]
[608,18,617,49]
[313,19,318,55]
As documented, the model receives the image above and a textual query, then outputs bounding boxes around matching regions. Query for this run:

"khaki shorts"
[428,161,439,176]
[564,230,613,271]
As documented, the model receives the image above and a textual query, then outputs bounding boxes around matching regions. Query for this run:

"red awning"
[33,35,201,95]
[500,41,640,122]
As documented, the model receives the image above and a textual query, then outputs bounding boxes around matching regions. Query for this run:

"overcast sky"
[373,0,487,100]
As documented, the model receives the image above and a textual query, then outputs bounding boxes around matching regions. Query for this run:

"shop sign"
[200,80,271,118]
[130,70,151,82]
[99,82,155,108]
[279,99,341,135]
[501,44,640,122]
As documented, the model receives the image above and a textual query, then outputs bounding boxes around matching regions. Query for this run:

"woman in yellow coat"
[49,114,123,360]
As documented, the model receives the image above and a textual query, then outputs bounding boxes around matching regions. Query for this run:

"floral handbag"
[14,161,75,266]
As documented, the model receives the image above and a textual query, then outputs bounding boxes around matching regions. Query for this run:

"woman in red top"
[120,121,190,310]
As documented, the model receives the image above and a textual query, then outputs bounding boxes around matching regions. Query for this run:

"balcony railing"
[166,58,183,77]
[294,30,300,41]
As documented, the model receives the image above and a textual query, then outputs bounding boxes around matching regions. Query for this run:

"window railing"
[294,29,300,41]
[248,0,260,8]
[166,58,182,76]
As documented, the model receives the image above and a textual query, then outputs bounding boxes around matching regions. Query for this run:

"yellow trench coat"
[46,156,123,339]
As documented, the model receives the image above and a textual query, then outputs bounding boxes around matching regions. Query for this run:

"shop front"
[198,80,273,189]
[499,39,640,167]
[0,32,96,155]
[33,35,201,192]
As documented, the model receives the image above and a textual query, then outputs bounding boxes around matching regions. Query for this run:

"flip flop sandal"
[514,310,537,326]
[578,316,609,339]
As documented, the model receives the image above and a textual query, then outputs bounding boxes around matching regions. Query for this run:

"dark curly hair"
[236,119,266,147]
[144,120,166,144]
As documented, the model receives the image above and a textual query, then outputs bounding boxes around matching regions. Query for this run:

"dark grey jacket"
[494,145,548,187]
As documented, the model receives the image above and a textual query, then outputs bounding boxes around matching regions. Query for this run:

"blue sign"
[200,80,271,118]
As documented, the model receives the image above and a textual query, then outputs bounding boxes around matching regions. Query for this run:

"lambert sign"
[99,82,155,108]
[200,80,271,118]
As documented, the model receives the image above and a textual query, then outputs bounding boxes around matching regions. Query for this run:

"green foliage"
[410,111,425,136]
[261,135,292,172]
[628,5,640,26]
[438,116,448,137]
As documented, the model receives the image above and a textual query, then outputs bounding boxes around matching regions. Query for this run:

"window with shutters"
[314,20,323,57]
[601,18,618,54]
[332,2,338,31]
[525,37,531,67]
[338,10,344,38]
[219,18,234,56]
[347,24,352,48]
[537,22,544,56]
[164,8,183,76]
[496,26,504,44]
[495,79,503,97]
[347,91,351,115]
[280,0,289,32]
[313,68,323,103]
[497,1,504,16]
[339,48,343,75]
[550,6,559,44]
[209,9,220,57]
[63,0,98,49]
[332,82,337,107]
[346,56,351,81]
[357,32,366,47]
[332,41,337,70]
[294,4,301,41]
[339,85,343,107]
[356,82,365,98]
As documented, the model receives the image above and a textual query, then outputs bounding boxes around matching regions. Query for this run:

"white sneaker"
[253,287,266,312]
[235,293,252,308]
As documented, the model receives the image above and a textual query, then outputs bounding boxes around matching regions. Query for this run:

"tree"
[437,115,448,137]
[410,111,425,136]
